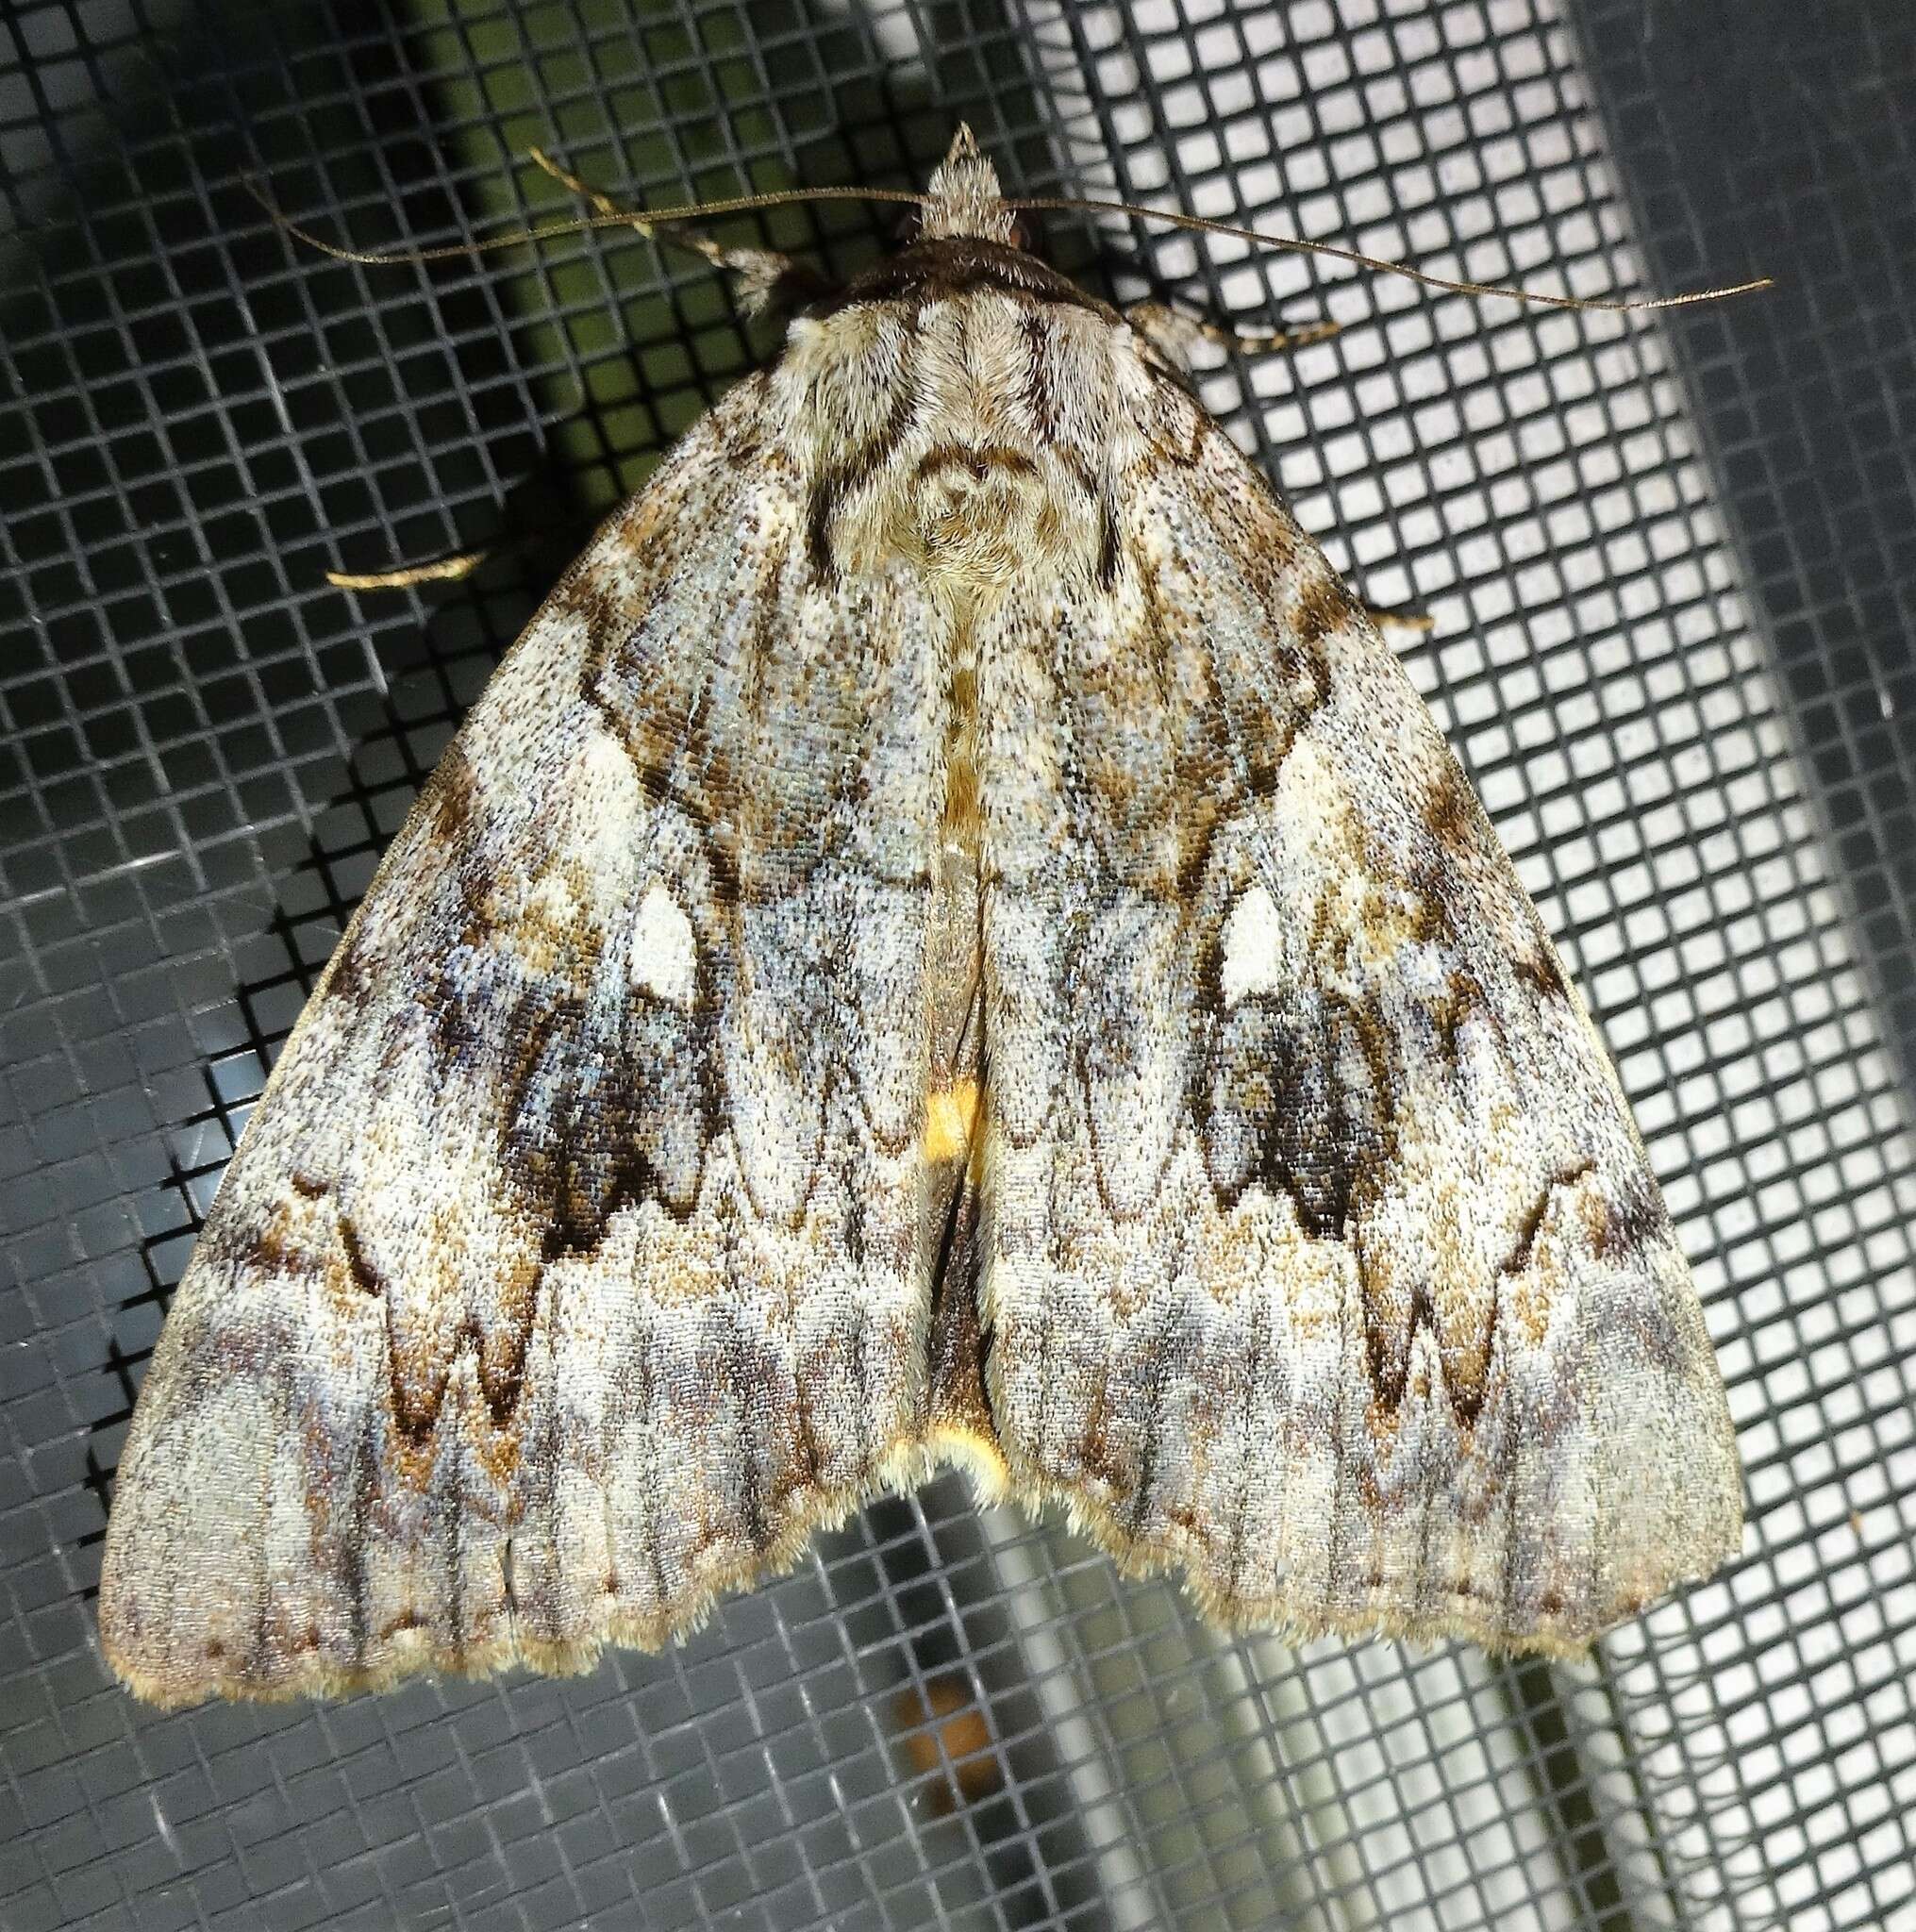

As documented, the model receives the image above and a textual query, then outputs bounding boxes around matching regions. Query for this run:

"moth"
[100,129,1742,1705]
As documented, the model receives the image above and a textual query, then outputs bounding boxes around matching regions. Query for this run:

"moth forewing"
[100,127,1740,1705]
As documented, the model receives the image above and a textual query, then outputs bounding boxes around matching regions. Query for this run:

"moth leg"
[527,147,826,315]
[325,549,488,592]
[1125,303,1431,630]
[1367,605,1436,635]
[1124,300,1341,375]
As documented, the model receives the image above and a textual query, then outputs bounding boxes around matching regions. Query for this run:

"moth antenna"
[243,170,1769,313]
[1005,194,1773,313]
[240,172,925,268]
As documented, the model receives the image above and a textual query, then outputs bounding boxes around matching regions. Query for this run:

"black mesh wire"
[3,1,1912,1927]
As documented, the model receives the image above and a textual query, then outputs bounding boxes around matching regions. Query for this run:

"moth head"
[920,125,1024,249]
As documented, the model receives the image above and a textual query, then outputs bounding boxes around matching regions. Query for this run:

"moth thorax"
[896,444,1083,600]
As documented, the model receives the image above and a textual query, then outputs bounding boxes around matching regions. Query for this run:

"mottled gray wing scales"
[99,379,949,1704]
[976,375,1741,1654]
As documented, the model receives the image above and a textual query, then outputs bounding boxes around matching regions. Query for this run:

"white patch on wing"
[1219,884,1284,1007]
[631,883,696,1006]
[579,731,642,873]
